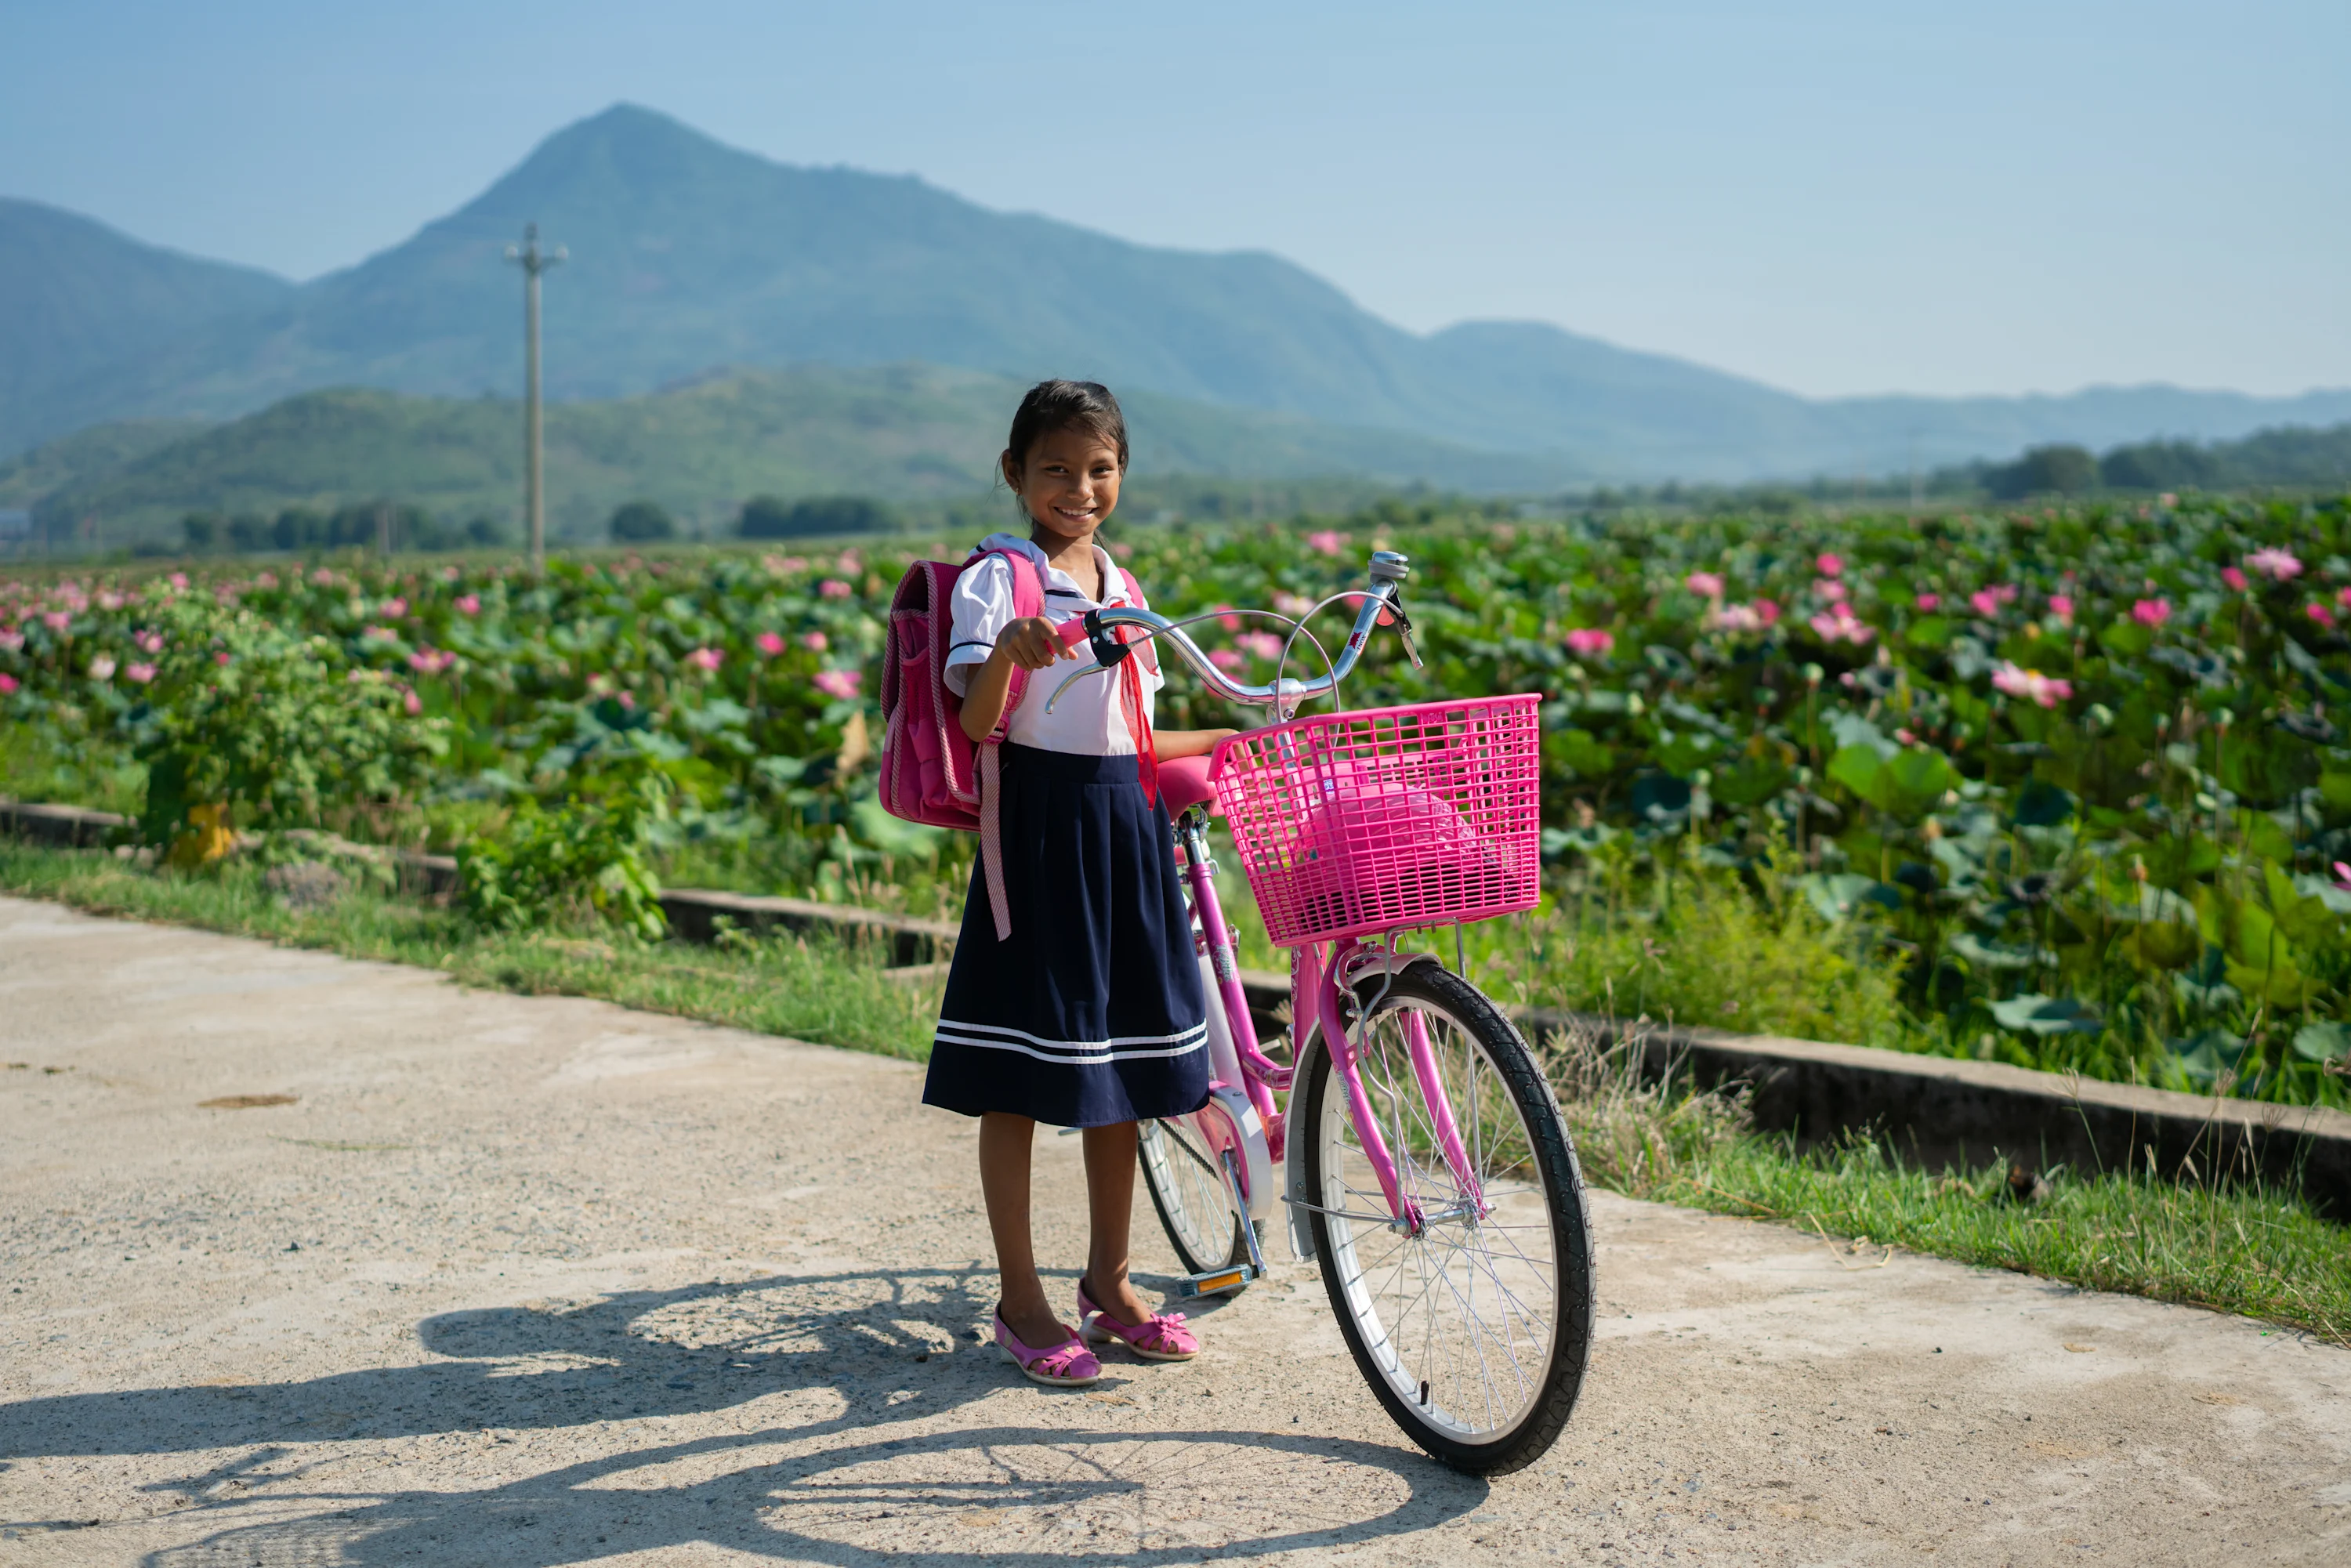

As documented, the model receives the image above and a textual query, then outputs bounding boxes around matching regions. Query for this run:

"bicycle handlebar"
[1043,550,1421,717]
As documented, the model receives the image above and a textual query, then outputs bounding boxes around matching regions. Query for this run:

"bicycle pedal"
[1173,1264,1259,1298]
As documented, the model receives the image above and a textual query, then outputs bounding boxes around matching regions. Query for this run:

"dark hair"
[1003,379,1128,475]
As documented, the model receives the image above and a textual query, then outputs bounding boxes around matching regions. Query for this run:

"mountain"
[5,105,2347,479]
[24,364,1584,544]
[0,200,293,441]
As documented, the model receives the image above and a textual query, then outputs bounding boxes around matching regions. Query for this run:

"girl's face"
[1003,425,1121,552]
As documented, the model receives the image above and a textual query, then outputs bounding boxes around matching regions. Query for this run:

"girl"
[925,379,1233,1387]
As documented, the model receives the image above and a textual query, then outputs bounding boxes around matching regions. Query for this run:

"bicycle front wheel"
[1302,962,1595,1474]
[1139,1113,1248,1277]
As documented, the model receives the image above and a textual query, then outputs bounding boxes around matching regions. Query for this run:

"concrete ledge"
[0,798,128,849]
[657,888,958,967]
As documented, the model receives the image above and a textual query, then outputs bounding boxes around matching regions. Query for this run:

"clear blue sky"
[7,0,2344,400]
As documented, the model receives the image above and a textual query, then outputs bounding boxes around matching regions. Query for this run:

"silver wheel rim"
[1140,1115,1237,1269]
[1317,994,1560,1445]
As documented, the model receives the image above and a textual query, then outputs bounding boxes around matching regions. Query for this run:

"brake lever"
[1389,596,1424,671]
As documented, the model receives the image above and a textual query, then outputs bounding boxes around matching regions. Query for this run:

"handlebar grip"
[1054,617,1091,648]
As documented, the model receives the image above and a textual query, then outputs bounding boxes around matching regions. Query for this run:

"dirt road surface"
[1,894,2344,1566]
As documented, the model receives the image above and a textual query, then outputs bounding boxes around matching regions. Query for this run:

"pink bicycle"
[1046,551,1595,1475]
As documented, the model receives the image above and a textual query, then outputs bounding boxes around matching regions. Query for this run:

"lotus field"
[2,494,2348,1107]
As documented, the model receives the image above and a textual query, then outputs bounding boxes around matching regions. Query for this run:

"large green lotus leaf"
[2322,771,2351,810]
[1827,744,1883,801]
[2010,777,2076,827]
[1546,726,1614,779]
[1878,748,1958,820]
[2099,619,2155,657]
[1905,614,1953,649]
[2291,1022,2350,1064]
[1989,993,2104,1036]
[2168,1027,2248,1087]
[2224,954,2313,1008]
[1654,733,1715,779]
[1712,755,1791,807]
[1948,930,2042,971]
[2265,861,2343,948]
[1800,871,1901,922]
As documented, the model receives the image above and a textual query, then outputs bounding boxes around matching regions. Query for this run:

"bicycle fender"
[1208,1083,1276,1227]
[1283,1023,1325,1262]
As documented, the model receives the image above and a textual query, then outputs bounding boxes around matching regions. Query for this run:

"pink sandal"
[1077,1278,1201,1363]
[994,1310,1101,1387]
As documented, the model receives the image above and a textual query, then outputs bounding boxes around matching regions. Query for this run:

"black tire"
[1138,1115,1250,1276]
[1301,962,1595,1475]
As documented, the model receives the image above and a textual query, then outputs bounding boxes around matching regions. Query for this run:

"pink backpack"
[878,546,1154,942]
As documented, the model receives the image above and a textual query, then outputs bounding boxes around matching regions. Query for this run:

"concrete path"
[0,893,2344,1567]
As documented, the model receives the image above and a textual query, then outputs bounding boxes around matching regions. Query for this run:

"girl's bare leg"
[1081,1120,1157,1326]
[979,1112,1068,1347]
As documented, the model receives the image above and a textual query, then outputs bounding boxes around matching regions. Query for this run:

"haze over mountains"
[4,103,2346,486]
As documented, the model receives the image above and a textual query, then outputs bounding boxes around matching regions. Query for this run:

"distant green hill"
[23,364,1585,545]
[0,417,210,509]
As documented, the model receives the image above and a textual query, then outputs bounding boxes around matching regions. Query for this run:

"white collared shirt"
[943,533,1164,755]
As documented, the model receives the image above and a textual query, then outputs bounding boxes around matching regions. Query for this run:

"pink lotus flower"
[2245,548,2302,581]
[753,631,787,657]
[2049,594,2074,623]
[440,565,461,582]
[1236,631,1287,661]
[1968,589,2001,618]
[455,594,481,616]
[96,591,123,610]
[1914,592,1940,611]
[2310,603,2338,628]
[135,630,164,654]
[2335,861,2351,894]
[42,610,70,632]
[361,625,397,642]
[1709,601,1777,633]
[1991,661,2071,708]
[383,597,408,618]
[2336,585,2351,609]
[835,550,864,576]
[1754,598,1780,625]
[125,662,155,684]
[1110,541,1134,560]
[1814,579,1847,603]
[403,686,422,716]
[763,555,809,575]
[168,573,189,590]
[0,629,21,652]
[2131,598,2170,627]
[818,578,853,599]
[1685,571,1726,599]
[407,647,457,674]
[214,650,231,666]
[2221,567,2248,593]
[1808,602,1876,645]
[1209,648,1244,672]
[311,568,336,585]
[87,655,116,680]
[811,668,862,700]
[0,672,16,694]
[1816,552,1844,578]
[1273,590,1317,618]
[1212,605,1243,632]
[683,646,723,673]
[1895,728,1918,745]
[1306,530,1345,556]
[1564,628,1615,657]
[799,631,828,651]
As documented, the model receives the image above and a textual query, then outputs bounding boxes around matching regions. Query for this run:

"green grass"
[1550,1027,2350,1349]
[2,838,2342,1348]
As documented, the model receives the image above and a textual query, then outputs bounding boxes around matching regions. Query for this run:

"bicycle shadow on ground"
[0,1264,1486,1564]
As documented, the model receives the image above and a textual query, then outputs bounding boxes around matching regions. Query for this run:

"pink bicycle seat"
[1157,753,1222,817]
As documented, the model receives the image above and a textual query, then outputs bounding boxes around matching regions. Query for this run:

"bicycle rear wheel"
[1302,962,1594,1474]
[1139,1113,1248,1276]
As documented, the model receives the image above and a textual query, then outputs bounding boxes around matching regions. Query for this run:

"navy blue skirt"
[924,744,1212,1128]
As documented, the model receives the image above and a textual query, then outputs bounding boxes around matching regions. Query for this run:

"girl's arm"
[1154,728,1237,761]
[958,617,1072,743]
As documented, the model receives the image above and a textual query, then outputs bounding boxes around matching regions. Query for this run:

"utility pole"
[505,223,565,574]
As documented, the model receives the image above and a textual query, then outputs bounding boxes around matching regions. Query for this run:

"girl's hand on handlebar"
[1154,728,1237,761]
[994,616,1074,672]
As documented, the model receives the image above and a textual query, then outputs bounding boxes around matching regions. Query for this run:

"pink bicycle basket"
[1210,693,1543,948]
